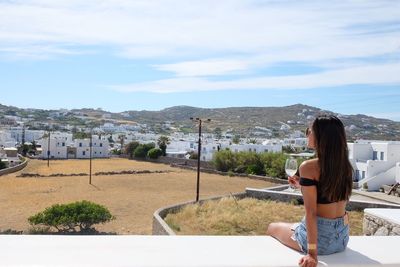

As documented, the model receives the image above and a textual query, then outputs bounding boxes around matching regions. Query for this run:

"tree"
[0,161,7,170]
[213,127,222,139]
[118,134,126,154]
[232,135,241,144]
[133,143,155,158]
[212,149,237,172]
[157,136,170,156]
[125,141,140,158]
[28,200,115,233]
[147,148,163,159]
[73,131,90,139]
[247,138,257,144]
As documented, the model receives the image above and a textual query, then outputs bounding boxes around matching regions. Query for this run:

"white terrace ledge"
[1,235,400,266]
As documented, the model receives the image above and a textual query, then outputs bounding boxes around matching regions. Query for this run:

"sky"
[0,0,399,121]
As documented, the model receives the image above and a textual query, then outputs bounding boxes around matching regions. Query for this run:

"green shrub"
[147,148,163,159]
[125,141,140,158]
[213,150,306,179]
[0,161,7,170]
[189,151,198,160]
[133,143,155,158]
[212,149,237,172]
[237,152,265,175]
[28,200,115,232]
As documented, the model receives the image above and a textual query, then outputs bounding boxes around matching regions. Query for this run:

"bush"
[260,152,288,179]
[0,161,7,170]
[213,150,306,179]
[147,148,163,159]
[188,151,198,160]
[212,149,237,172]
[236,152,265,175]
[133,143,155,158]
[28,200,115,232]
[125,141,140,158]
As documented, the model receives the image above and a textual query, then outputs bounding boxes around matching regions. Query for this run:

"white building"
[74,135,109,159]
[8,127,46,143]
[40,133,108,159]
[3,147,22,167]
[283,137,308,148]
[348,140,400,191]
[40,136,69,159]
[0,131,16,147]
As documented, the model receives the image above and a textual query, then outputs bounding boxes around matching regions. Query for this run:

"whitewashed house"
[74,135,109,159]
[227,143,282,154]
[3,147,22,166]
[40,135,69,159]
[40,133,109,159]
[348,140,400,191]
[283,137,308,148]
[8,127,46,144]
[0,131,16,147]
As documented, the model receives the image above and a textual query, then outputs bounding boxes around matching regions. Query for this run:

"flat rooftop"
[1,235,399,266]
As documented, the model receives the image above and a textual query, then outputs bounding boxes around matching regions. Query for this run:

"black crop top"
[299,177,334,204]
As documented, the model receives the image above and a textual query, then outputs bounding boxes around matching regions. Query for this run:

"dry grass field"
[165,198,364,236]
[0,158,273,234]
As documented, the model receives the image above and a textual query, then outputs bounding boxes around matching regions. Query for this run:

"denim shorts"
[291,214,349,255]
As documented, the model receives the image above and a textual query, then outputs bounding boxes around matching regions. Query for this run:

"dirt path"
[0,158,274,234]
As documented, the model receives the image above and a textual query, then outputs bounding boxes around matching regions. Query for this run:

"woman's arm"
[299,161,318,266]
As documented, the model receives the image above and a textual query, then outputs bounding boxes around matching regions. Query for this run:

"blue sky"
[0,0,399,121]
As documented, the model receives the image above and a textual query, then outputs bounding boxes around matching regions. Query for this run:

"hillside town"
[1,118,399,192]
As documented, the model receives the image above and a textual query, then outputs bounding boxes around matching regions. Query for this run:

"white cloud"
[109,63,400,93]
[152,59,251,77]
[0,0,399,62]
[1,0,400,90]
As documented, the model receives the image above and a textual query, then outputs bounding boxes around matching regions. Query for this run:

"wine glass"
[285,158,298,191]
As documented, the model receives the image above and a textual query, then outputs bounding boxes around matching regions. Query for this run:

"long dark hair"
[312,115,353,202]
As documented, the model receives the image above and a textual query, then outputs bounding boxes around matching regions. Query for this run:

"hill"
[1,103,399,140]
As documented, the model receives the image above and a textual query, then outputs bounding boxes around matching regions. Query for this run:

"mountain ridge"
[0,103,399,140]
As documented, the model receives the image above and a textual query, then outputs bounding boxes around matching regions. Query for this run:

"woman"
[267,115,353,267]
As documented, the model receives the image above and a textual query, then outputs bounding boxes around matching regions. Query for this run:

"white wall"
[349,141,400,190]
[74,136,109,159]
[41,137,68,159]
[0,131,16,147]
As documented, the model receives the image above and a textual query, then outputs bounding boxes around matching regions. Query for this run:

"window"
[362,171,366,179]
[79,143,82,147]
[62,142,65,147]
[380,152,384,160]
[82,151,86,156]
[100,143,103,147]
[372,151,378,160]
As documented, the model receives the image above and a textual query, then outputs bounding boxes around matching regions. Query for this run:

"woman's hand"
[298,254,318,267]
[288,175,300,189]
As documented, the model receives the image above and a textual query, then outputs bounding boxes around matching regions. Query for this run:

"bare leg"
[267,222,302,252]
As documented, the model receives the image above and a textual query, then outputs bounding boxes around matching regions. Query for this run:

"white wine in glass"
[285,158,298,190]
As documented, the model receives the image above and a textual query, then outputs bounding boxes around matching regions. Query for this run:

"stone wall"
[152,193,247,235]
[363,210,400,236]
[0,158,28,176]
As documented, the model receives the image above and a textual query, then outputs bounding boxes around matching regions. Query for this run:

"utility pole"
[190,117,211,202]
[47,131,51,167]
[89,131,92,185]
